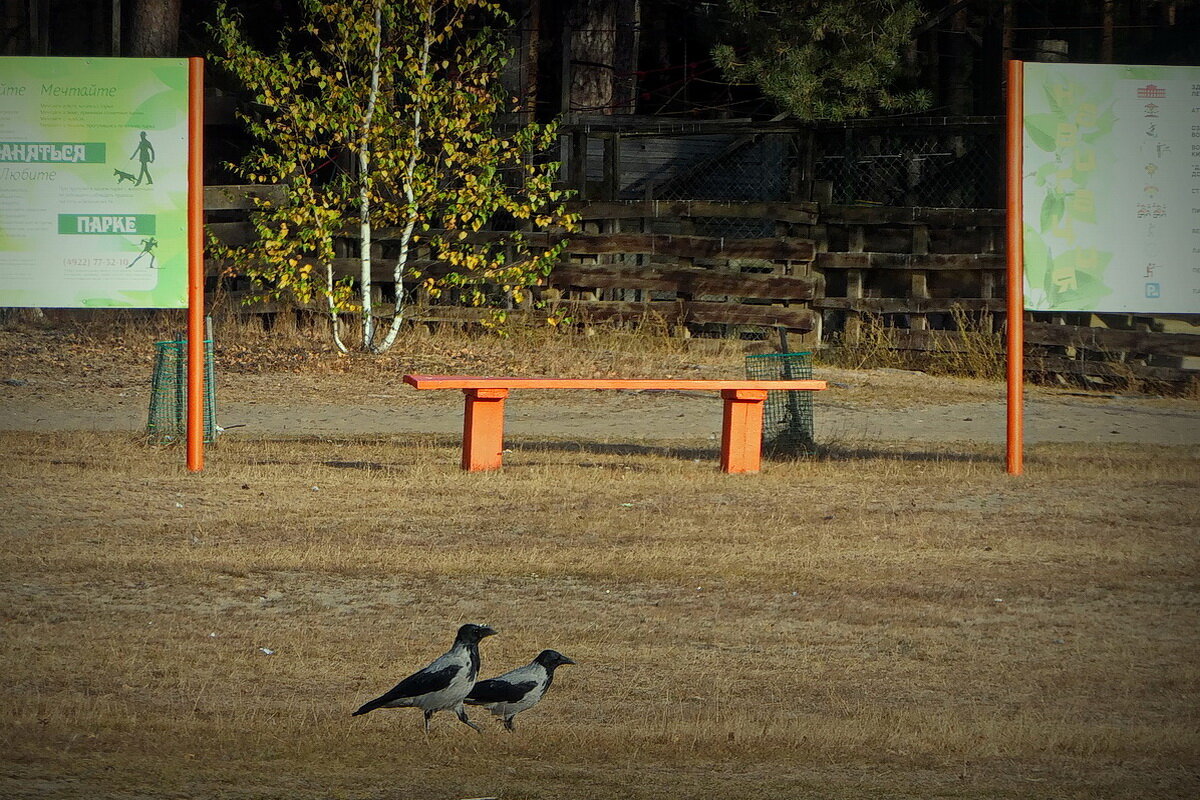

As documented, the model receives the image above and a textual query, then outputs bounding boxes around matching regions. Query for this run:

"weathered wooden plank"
[815,252,1004,270]
[548,264,815,300]
[683,301,815,330]
[1025,322,1200,357]
[821,205,1005,226]
[204,184,286,210]
[215,217,829,259]
[207,257,443,281]
[812,297,1006,313]
[563,233,814,260]
[389,301,815,331]
[1027,355,1196,383]
[205,221,258,246]
[570,200,818,224]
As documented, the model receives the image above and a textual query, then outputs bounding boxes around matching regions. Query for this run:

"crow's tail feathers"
[351,697,386,716]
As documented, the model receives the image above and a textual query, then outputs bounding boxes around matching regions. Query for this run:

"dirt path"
[3,367,1197,446]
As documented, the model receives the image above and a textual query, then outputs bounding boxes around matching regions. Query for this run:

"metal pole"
[187,57,205,471]
[1005,59,1024,476]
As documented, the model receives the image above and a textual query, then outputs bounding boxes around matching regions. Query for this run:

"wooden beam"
[549,299,816,330]
[812,297,1006,313]
[816,252,1004,270]
[204,184,286,210]
[548,264,815,300]
[570,200,819,224]
[1026,355,1196,383]
[562,233,815,260]
[821,205,1005,226]
[1025,322,1200,358]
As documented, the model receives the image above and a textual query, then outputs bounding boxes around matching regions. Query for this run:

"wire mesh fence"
[568,116,1004,214]
[745,351,815,454]
[147,339,217,444]
[811,121,1003,208]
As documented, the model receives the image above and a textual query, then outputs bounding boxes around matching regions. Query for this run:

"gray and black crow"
[465,649,575,731]
[352,623,497,733]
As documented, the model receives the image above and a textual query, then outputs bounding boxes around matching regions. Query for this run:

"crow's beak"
[561,655,576,665]
[481,626,498,638]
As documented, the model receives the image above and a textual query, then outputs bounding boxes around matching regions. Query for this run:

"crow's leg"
[423,709,434,734]
[503,716,516,732]
[454,704,482,733]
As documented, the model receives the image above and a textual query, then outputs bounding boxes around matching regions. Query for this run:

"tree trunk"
[524,0,541,119]
[611,0,639,114]
[375,17,433,355]
[128,0,181,57]
[360,3,382,351]
[948,8,972,115]
[566,0,616,114]
[1101,0,1115,63]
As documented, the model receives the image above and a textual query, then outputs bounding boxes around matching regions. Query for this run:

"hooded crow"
[352,623,497,733]
[465,649,575,731]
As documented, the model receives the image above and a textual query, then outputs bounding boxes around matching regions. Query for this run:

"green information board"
[0,57,190,308]
[1022,62,1200,313]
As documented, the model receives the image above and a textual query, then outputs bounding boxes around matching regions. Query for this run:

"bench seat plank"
[403,375,827,392]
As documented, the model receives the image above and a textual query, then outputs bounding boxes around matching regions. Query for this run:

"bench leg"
[462,388,509,471]
[720,389,768,474]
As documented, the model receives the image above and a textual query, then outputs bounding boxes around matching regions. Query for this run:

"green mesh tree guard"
[745,351,815,453]
[147,340,216,444]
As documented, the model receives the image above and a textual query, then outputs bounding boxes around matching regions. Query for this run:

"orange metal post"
[719,389,768,474]
[1005,59,1024,476]
[186,57,205,472]
[462,388,509,471]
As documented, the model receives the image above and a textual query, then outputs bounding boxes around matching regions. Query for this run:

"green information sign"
[0,57,190,308]
[1022,62,1200,313]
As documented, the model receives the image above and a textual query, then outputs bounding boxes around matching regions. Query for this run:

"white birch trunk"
[325,260,348,353]
[360,3,383,351]
[374,18,432,354]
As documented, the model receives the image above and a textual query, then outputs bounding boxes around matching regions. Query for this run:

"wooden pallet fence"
[556,199,819,336]
[203,185,1197,382]
[809,205,1005,338]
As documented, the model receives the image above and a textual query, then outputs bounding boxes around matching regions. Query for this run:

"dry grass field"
[1,314,1199,799]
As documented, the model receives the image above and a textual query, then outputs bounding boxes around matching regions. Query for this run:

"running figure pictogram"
[127,236,159,269]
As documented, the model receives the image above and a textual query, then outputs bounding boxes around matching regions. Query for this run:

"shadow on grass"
[232,433,999,470]
[506,438,1000,467]
[806,443,1000,464]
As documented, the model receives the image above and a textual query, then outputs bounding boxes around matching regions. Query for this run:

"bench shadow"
[503,439,1000,466]
[238,434,998,469]
[506,439,719,464]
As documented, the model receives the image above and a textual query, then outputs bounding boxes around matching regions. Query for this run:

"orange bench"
[402,374,827,474]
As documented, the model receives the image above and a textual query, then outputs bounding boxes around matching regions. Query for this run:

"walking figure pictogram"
[130,131,155,186]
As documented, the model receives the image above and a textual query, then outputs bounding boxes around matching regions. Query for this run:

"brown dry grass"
[2,426,1198,800]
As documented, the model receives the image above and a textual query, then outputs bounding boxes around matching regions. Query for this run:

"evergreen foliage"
[713,0,931,120]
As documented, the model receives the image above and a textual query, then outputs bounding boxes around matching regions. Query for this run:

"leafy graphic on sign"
[1023,70,1119,311]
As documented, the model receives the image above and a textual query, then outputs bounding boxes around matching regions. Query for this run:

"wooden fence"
[203,186,1200,383]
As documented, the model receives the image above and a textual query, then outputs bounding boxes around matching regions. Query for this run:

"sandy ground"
[2,365,1197,447]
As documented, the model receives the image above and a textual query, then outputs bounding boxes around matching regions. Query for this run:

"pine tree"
[713,0,929,120]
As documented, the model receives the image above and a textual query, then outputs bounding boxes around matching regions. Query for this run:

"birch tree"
[211,0,576,353]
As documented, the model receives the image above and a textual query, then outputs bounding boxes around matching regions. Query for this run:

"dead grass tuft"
[818,308,1005,382]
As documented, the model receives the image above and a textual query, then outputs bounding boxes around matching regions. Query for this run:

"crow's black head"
[455,623,498,644]
[535,649,575,670]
